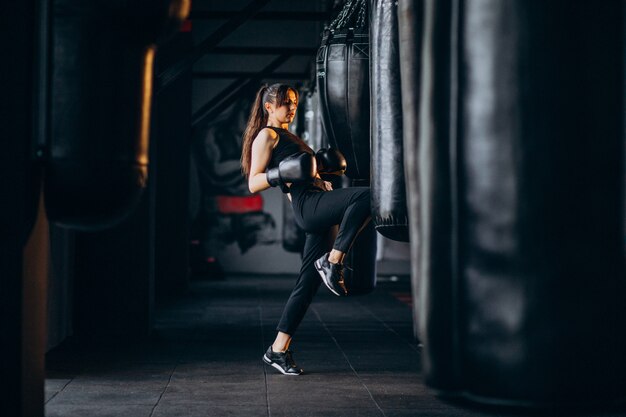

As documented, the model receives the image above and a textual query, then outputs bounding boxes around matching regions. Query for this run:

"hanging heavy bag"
[1,1,42,247]
[318,147,376,295]
[316,0,370,183]
[317,0,376,294]
[370,0,409,242]
[342,219,377,295]
[401,0,626,407]
[44,0,189,230]
[302,89,326,153]
[397,0,424,340]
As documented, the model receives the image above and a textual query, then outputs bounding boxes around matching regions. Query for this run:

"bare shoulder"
[254,127,279,149]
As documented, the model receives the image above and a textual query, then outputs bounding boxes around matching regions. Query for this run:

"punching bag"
[302,89,326,158]
[343,220,377,295]
[370,0,409,242]
[317,0,377,295]
[1,1,43,415]
[45,0,189,230]
[317,0,370,183]
[397,0,424,340]
[401,0,626,406]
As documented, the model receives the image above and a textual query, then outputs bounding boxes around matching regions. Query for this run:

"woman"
[241,83,371,375]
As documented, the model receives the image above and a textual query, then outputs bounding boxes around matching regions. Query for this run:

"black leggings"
[276,185,371,335]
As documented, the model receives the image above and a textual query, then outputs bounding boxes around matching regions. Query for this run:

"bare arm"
[248,128,277,194]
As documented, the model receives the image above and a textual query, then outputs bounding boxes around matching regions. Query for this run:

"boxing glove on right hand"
[315,148,347,177]
[266,152,317,193]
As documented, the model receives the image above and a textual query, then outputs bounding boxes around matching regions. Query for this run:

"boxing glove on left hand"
[266,152,317,193]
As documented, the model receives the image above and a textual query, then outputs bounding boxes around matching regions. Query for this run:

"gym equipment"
[370,0,409,242]
[315,148,347,177]
[45,0,189,230]
[317,0,370,182]
[343,220,377,295]
[397,0,424,340]
[400,0,626,406]
[266,152,317,193]
[316,0,377,294]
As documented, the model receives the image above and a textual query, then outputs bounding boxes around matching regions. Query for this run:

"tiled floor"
[45,275,626,417]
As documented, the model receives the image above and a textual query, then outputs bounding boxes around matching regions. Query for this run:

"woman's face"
[266,89,298,125]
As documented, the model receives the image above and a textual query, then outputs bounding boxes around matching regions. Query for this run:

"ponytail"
[241,85,269,179]
[240,83,297,179]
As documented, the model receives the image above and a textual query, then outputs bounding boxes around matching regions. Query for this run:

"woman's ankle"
[328,256,340,264]
[328,250,344,264]
[272,343,286,353]
[272,332,290,352]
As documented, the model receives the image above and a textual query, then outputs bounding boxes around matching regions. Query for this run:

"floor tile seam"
[354,298,421,354]
[257,285,272,417]
[311,307,388,417]
[45,377,74,404]
[147,362,178,417]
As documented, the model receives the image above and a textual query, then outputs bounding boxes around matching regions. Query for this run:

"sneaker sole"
[314,259,342,296]
[262,354,301,376]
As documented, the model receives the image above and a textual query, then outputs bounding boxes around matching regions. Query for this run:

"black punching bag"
[317,0,370,183]
[397,0,423,339]
[402,0,626,406]
[343,220,377,295]
[370,0,409,242]
[45,0,189,230]
[317,0,376,295]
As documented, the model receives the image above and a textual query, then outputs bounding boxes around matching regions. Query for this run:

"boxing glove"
[267,152,317,193]
[315,148,347,176]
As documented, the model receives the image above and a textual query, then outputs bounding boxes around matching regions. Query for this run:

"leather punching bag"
[317,0,377,295]
[343,220,377,295]
[370,0,409,242]
[45,0,189,230]
[317,0,371,183]
[397,0,424,340]
[401,0,626,406]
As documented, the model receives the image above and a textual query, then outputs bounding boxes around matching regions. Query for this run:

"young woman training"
[240,83,371,375]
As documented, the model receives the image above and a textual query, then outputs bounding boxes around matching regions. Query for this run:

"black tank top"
[266,127,315,169]
[265,126,325,193]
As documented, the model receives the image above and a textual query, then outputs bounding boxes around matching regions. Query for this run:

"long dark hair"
[240,83,298,178]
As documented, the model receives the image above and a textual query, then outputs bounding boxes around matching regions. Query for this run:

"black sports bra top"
[266,126,315,170]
